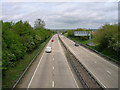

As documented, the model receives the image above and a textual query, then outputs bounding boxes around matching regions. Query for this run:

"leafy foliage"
[34,19,45,29]
[2,20,52,73]
[94,24,119,52]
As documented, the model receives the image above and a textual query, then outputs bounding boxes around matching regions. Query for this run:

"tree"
[34,19,45,29]
[94,24,119,51]
[2,20,52,72]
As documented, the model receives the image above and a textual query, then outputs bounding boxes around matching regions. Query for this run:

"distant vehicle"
[45,46,52,53]
[52,40,54,42]
[74,42,79,46]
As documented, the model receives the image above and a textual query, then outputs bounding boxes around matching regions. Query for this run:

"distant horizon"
[1,19,99,29]
[0,20,118,30]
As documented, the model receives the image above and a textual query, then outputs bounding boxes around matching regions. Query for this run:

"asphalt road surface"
[27,34,82,88]
[60,35,119,88]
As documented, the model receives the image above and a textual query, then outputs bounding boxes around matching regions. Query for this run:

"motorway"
[60,35,119,88]
[27,34,82,88]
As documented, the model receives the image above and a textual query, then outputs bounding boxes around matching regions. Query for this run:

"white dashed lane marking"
[53,66,54,70]
[52,81,55,87]
[94,61,97,63]
[107,70,111,75]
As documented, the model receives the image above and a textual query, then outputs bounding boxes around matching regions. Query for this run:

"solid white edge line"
[53,66,54,70]
[27,36,53,89]
[61,36,107,88]
[79,45,118,68]
[65,35,118,69]
[27,51,45,89]
[58,37,79,88]
[64,36,119,88]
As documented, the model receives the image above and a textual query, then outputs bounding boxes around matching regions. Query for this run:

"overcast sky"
[1,1,118,29]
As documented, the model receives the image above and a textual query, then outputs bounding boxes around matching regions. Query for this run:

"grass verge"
[66,36,119,61]
[2,36,52,88]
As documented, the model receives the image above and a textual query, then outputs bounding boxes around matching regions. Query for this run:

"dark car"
[74,42,79,46]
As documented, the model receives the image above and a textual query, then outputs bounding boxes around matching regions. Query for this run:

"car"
[74,42,79,46]
[45,46,52,53]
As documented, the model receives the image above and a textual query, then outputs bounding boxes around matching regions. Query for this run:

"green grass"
[2,36,52,88]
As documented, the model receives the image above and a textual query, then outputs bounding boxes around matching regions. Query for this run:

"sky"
[1,0,118,29]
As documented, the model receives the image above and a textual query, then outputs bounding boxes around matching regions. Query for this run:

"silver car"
[45,47,52,53]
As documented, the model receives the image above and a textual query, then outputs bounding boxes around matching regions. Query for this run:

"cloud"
[2,0,119,2]
[2,2,118,29]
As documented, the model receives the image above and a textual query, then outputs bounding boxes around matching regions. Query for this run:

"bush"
[2,20,52,73]
[94,24,119,52]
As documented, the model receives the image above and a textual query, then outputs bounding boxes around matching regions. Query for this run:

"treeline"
[2,20,52,72]
[94,24,119,53]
